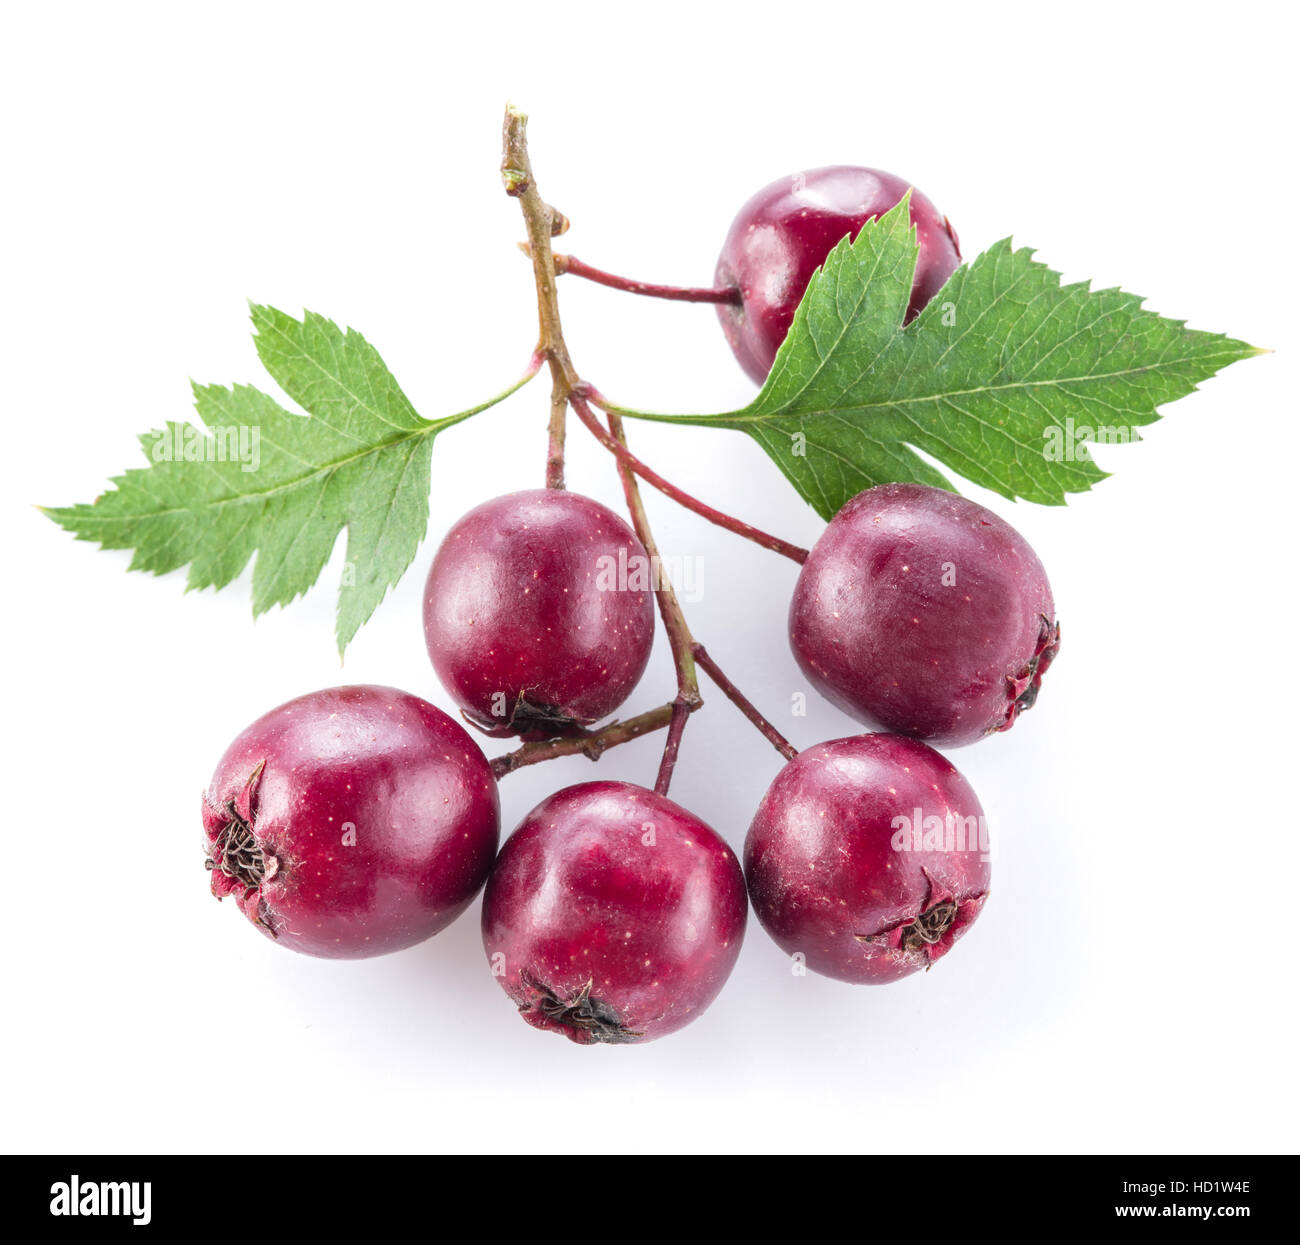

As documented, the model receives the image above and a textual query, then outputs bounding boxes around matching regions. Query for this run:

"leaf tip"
[37,503,70,530]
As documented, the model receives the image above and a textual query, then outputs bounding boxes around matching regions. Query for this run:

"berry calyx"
[715,165,960,383]
[1004,613,1062,730]
[522,974,643,1044]
[422,489,656,737]
[204,765,271,891]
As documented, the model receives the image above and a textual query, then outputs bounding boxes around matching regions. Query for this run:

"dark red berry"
[715,165,961,383]
[745,734,990,984]
[481,781,748,1044]
[790,482,1059,747]
[203,685,499,958]
[423,489,656,737]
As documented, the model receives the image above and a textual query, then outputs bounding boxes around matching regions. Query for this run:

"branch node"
[502,168,530,197]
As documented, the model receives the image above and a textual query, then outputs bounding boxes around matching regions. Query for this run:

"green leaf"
[44,305,533,653]
[618,198,1263,516]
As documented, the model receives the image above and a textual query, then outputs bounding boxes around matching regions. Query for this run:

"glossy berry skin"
[203,685,499,959]
[791,483,1059,747]
[481,782,747,1045]
[745,735,990,985]
[715,165,961,383]
[423,490,655,737]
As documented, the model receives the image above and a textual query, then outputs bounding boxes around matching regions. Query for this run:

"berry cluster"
[203,123,1058,1044]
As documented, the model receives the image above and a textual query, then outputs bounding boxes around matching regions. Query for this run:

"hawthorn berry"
[203,685,499,958]
[790,482,1059,746]
[423,489,656,736]
[715,165,960,383]
[745,734,990,984]
[481,781,747,1044]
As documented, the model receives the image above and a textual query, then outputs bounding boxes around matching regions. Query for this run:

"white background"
[3,1,1295,1155]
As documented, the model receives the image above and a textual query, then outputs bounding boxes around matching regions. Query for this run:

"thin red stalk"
[653,699,693,796]
[601,407,702,789]
[554,253,741,306]
[570,392,808,564]
[692,643,799,762]
[604,409,700,704]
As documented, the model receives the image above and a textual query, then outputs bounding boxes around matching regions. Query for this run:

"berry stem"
[490,702,679,778]
[570,390,808,564]
[653,698,693,796]
[692,643,799,762]
[501,104,786,795]
[552,252,742,306]
[545,392,567,490]
[603,408,701,701]
[501,104,704,791]
[502,106,578,490]
[601,406,704,792]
